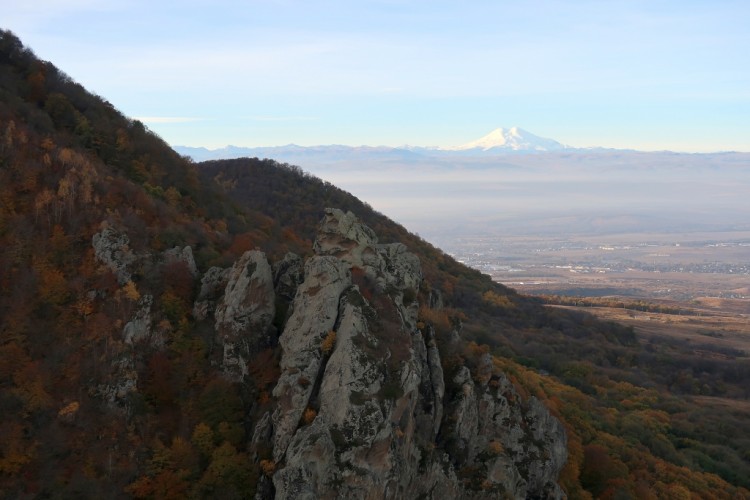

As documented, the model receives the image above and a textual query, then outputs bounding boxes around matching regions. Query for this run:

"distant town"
[443,235,750,300]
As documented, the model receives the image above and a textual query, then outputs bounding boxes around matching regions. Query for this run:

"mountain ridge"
[173,128,747,163]
[174,126,571,162]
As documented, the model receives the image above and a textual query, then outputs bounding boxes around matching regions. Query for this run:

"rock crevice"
[265,209,567,499]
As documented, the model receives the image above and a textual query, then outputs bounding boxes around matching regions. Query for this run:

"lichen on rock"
[92,224,137,285]
[122,294,153,345]
[162,245,198,277]
[262,209,567,498]
[214,250,276,380]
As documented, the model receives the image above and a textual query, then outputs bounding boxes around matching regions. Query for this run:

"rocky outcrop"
[92,224,137,284]
[87,211,566,497]
[313,208,378,265]
[266,209,567,499]
[272,252,304,302]
[192,266,230,321]
[444,366,567,498]
[214,250,276,380]
[163,245,198,277]
[97,355,138,410]
[90,225,151,410]
[123,294,153,345]
[271,255,351,459]
[419,326,445,439]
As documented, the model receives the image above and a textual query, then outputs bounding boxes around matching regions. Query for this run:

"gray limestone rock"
[272,252,304,302]
[92,224,137,285]
[123,294,153,345]
[444,369,568,498]
[97,355,138,410]
[313,208,422,331]
[313,208,378,264]
[192,266,230,321]
[428,288,444,310]
[162,245,199,277]
[271,255,351,460]
[214,250,275,380]
[424,327,445,437]
[265,209,567,499]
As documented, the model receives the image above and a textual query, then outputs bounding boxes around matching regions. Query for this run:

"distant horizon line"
[128,120,749,155]
[171,142,748,155]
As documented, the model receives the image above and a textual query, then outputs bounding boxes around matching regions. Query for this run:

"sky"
[5,0,750,152]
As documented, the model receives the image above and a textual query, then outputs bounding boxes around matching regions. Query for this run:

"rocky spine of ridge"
[89,208,567,498]
[260,209,568,499]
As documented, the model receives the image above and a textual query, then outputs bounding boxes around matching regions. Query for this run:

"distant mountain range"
[174,127,570,162]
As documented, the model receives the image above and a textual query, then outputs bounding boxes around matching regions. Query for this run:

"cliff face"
[87,207,565,498]
[260,209,567,499]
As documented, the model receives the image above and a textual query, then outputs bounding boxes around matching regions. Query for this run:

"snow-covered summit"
[443,127,567,152]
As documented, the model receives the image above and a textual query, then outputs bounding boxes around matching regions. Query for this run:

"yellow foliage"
[418,306,451,333]
[164,186,182,207]
[302,407,317,425]
[260,459,276,476]
[191,422,214,457]
[257,390,270,405]
[74,297,94,318]
[38,266,69,305]
[321,330,337,354]
[488,441,504,455]
[482,290,515,309]
[466,341,490,357]
[12,374,53,413]
[658,482,692,500]
[122,280,140,301]
[57,401,80,418]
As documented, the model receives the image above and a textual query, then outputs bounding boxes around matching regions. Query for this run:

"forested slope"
[199,161,750,496]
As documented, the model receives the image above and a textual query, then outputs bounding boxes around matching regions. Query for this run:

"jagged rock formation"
[214,250,276,380]
[192,266,231,321]
[88,211,566,496]
[97,356,138,409]
[272,252,304,302]
[123,295,153,345]
[92,224,137,285]
[263,209,567,499]
[162,245,199,277]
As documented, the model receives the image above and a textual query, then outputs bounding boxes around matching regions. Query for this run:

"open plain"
[445,230,750,359]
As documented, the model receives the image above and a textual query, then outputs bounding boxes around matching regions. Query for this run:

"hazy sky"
[5,0,750,152]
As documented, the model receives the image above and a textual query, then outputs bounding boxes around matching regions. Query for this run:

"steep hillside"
[200,158,750,495]
[1,30,748,498]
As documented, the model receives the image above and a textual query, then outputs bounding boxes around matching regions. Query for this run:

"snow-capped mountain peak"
[443,127,566,152]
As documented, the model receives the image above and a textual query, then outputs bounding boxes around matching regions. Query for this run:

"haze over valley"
[176,128,750,238]
[177,130,750,298]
